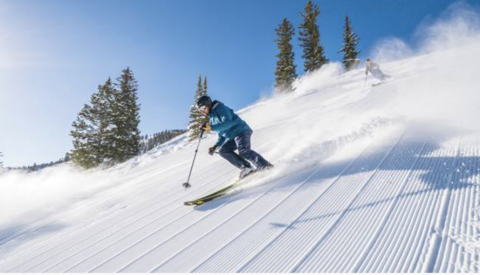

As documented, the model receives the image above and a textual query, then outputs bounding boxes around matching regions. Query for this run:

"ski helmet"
[197,95,212,109]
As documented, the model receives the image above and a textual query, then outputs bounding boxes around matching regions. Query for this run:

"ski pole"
[183,129,205,190]
[364,73,368,86]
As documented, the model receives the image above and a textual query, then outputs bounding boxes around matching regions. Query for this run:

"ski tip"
[184,200,204,206]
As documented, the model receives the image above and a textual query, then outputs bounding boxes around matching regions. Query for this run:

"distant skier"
[365,59,389,82]
[196,95,273,179]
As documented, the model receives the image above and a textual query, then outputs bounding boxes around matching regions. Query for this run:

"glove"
[208,146,218,156]
[200,123,211,132]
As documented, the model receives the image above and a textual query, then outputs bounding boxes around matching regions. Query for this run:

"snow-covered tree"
[339,15,360,71]
[299,0,328,73]
[0,151,3,167]
[188,76,209,141]
[274,18,297,92]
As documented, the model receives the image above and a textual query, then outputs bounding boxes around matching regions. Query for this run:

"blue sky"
[0,0,477,167]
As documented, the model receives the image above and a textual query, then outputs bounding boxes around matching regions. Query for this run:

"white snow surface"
[2,22,480,273]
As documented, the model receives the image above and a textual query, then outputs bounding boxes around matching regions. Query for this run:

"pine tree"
[0,151,3,167]
[64,152,71,162]
[112,67,141,162]
[94,78,117,162]
[203,76,208,94]
[338,15,360,71]
[274,18,297,92]
[299,0,328,73]
[71,77,119,168]
[71,69,141,169]
[187,75,209,141]
[71,102,101,168]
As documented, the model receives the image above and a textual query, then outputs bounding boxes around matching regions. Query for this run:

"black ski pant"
[219,130,269,170]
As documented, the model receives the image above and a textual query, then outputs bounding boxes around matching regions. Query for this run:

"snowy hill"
[1,40,480,272]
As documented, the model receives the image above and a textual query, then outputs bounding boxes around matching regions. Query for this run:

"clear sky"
[0,0,477,167]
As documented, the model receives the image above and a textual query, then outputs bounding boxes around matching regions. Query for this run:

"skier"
[196,95,273,179]
[365,59,389,82]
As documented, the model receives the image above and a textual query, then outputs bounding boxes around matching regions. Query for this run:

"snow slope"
[1,25,480,274]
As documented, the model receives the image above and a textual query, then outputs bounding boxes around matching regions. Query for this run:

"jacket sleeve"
[210,105,236,133]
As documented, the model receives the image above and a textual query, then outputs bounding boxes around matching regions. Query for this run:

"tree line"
[140,130,187,154]
[275,0,360,92]
[7,154,70,172]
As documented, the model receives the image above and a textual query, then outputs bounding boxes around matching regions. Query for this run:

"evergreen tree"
[338,15,360,71]
[0,151,3,167]
[187,75,209,141]
[203,76,208,94]
[96,78,117,162]
[64,152,71,162]
[274,18,297,92]
[112,67,141,162]
[71,102,101,168]
[71,69,141,169]
[299,0,328,73]
[71,78,117,168]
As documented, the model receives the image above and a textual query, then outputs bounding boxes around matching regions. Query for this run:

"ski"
[184,178,241,206]
[184,166,274,206]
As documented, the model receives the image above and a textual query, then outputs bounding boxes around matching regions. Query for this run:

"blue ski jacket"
[208,101,251,147]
